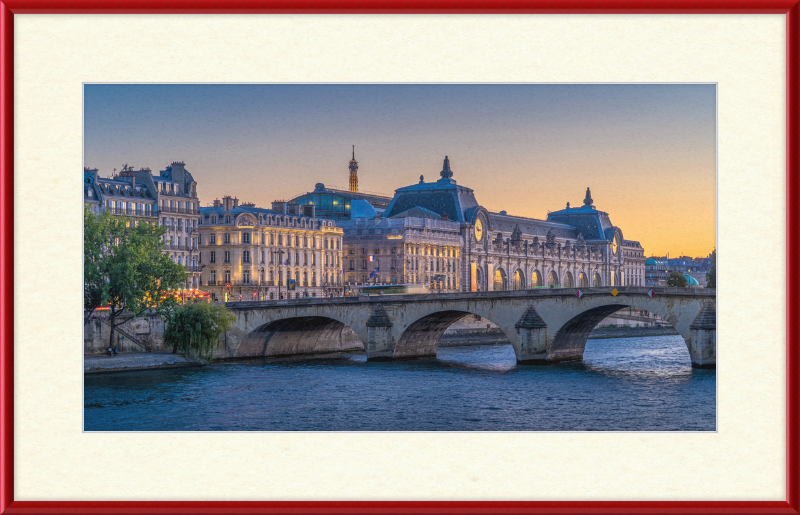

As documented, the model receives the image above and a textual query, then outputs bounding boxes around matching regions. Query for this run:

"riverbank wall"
[84,352,204,374]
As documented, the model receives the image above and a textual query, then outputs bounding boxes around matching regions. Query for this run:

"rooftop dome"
[683,273,700,286]
[350,199,378,219]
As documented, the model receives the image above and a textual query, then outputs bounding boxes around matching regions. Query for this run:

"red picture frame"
[1,3,798,514]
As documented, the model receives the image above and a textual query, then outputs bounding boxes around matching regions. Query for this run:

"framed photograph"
[1,4,798,515]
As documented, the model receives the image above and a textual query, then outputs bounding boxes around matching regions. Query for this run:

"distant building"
[290,183,392,221]
[648,255,712,287]
[83,161,202,288]
[197,195,344,301]
[645,258,668,287]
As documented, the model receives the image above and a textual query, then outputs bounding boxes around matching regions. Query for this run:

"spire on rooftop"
[440,155,453,179]
[349,145,359,193]
[584,187,593,206]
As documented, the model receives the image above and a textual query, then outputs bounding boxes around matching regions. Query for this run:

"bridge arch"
[547,301,693,365]
[234,315,364,358]
[391,309,516,360]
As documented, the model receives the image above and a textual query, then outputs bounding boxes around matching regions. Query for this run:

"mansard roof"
[487,211,578,239]
[546,203,616,241]
[200,206,287,218]
[382,157,479,222]
[389,206,443,220]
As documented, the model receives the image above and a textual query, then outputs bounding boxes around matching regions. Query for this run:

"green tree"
[84,206,186,348]
[667,271,688,288]
[163,302,236,362]
[706,249,716,288]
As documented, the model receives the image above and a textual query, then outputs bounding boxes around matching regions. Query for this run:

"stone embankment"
[84,352,204,374]
[587,325,679,339]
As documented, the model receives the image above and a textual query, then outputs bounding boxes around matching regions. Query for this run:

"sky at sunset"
[84,84,716,257]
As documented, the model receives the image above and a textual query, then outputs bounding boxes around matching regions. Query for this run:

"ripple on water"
[84,335,715,431]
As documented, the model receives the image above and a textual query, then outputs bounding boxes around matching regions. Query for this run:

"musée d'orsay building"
[289,154,646,293]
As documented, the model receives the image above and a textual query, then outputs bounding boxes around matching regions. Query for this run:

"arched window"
[531,270,542,288]
[593,272,602,287]
[578,272,588,288]
[563,272,574,288]
[547,271,559,287]
[475,267,484,291]
[493,269,506,291]
[512,270,524,290]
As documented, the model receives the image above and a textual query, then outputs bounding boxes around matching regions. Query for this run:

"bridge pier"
[688,301,716,369]
[365,304,394,361]
[515,307,549,365]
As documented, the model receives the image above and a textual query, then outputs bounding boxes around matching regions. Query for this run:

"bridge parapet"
[223,287,716,310]
[220,288,716,368]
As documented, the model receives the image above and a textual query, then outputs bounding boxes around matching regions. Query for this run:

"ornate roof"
[546,197,616,241]
[383,156,479,222]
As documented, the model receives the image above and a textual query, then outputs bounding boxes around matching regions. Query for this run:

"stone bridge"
[217,287,717,368]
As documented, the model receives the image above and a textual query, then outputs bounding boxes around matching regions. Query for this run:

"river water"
[84,335,715,431]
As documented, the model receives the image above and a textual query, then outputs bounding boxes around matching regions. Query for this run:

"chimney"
[171,161,186,177]
[233,197,239,208]
[272,200,287,213]
[223,195,233,211]
[213,199,221,208]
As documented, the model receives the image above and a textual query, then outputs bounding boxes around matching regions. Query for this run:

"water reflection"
[85,335,715,432]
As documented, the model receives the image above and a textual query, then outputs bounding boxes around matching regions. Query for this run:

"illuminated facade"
[340,217,462,291]
[381,156,646,291]
[198,196,344,301]
[83,161,202,288]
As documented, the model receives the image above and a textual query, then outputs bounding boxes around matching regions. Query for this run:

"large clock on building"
[612,235,619,255]
[474,219,484,241]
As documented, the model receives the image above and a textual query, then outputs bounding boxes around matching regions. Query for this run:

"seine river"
[84,335,715,431]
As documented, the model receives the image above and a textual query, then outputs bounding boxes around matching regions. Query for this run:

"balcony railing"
[163,244,195,251]
[103,206,157,217]
[160,206,200,215]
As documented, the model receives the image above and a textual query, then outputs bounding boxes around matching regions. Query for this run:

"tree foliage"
[667,271,688,288]
[163,302,236,362]
[84,206,187,346]
[706,249,716,288]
